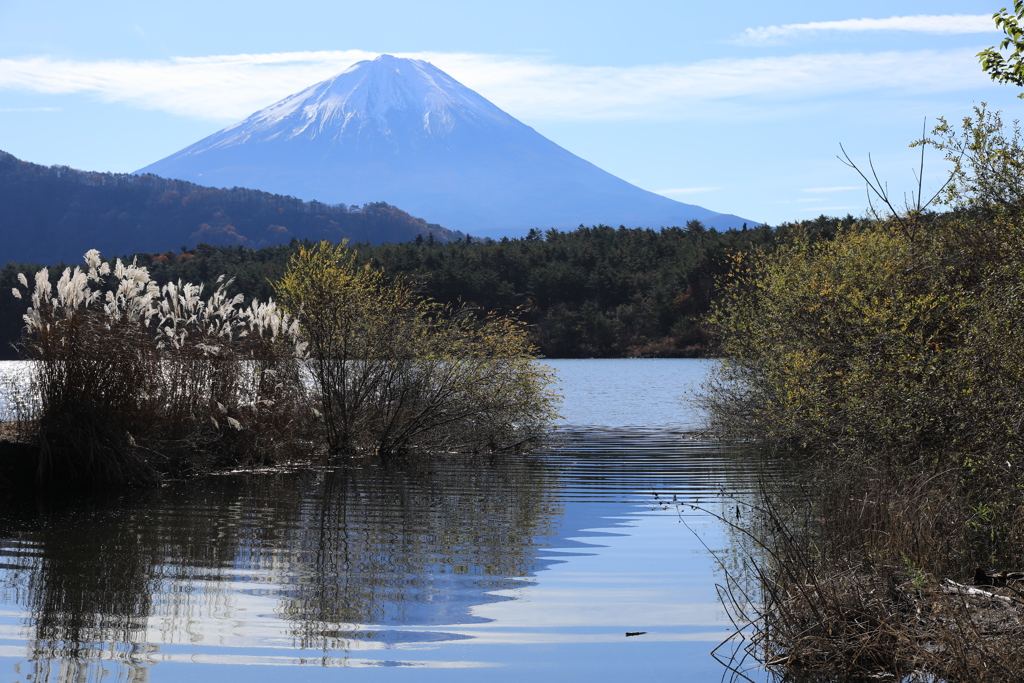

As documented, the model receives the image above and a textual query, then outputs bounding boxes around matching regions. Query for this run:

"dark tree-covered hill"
[0,150,460,265]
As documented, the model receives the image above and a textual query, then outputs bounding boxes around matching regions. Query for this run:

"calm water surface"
[0,359,770,682]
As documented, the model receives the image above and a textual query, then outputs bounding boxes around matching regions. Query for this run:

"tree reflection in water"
[0,454,561,681]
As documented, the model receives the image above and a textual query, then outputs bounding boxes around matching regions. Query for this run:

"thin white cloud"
[0,47,996,123]
[0,106,60,112]
[0,50,378,121]
[797,206,862,212]
[739,14,996,44]
[656,187,721,195]
[802,186,863,193]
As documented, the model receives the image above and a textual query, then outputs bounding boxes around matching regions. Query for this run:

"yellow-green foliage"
[710,212,1024,683]
[274,240,559,456]
[707,108,1024,683]
[708,206,1024,469]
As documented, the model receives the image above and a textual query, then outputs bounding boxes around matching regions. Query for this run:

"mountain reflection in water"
[0,359,772,682]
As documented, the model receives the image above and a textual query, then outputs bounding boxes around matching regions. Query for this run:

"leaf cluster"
[921,105,1024,212]
[979,1,1024,95]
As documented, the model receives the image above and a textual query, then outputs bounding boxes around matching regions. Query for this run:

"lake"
[0,359,771,682]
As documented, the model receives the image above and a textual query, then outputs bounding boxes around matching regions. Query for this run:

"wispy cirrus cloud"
[0,50,378,121]
[0,47,996,123]
[738,14,996,45]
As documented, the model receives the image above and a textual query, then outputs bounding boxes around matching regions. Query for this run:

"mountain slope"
[138,55,756,236]
[0,150,457,266]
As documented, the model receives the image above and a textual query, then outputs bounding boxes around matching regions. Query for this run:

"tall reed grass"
[10,250,308,486]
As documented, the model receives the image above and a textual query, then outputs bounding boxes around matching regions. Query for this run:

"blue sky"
[0,0,1020,226]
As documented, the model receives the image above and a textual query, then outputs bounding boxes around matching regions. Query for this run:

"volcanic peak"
[137,54,758,235]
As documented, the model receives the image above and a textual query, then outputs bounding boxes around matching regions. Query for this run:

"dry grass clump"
[10,250,310,487]
[717,459,1024,682]
[746,565,1024,682]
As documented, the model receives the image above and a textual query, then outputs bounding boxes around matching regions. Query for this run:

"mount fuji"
[137,55,755,236]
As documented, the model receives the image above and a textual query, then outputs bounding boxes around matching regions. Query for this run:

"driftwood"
[942,578,1016,604]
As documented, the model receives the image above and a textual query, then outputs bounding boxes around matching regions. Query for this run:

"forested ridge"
[0,150,459,266]
[0,216,852,360]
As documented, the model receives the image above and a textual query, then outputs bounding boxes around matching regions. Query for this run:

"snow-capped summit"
[138,55,754,235]
[198,55,519,151]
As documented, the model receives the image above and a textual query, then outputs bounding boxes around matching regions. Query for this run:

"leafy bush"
[706,140,1024,472]
[274,241,559,457]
